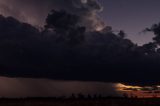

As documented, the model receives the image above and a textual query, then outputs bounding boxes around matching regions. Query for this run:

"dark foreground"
[0,98,160,106]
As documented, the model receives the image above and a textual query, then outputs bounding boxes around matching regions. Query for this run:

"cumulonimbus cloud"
[0,1,159,86]
[0,0,104,30]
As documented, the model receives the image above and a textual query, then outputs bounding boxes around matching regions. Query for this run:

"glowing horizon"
[116,83,160,98]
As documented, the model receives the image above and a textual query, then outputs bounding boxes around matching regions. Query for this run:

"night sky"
[0,0,160,98]
[100,0,160,45]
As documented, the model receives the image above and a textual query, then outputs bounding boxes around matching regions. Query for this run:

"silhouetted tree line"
[67,93,138,100]
[0,93,137,100]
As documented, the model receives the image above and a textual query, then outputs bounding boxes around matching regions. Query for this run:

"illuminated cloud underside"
[0,77,119,97]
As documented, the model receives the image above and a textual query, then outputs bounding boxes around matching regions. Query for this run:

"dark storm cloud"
[0,14,157,86]
[0,1,160,86]
[0,0,104,30]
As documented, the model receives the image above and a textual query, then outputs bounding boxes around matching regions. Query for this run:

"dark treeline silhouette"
[0,93,138,100]
[0,97,160,106]
[0,9,160,86]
